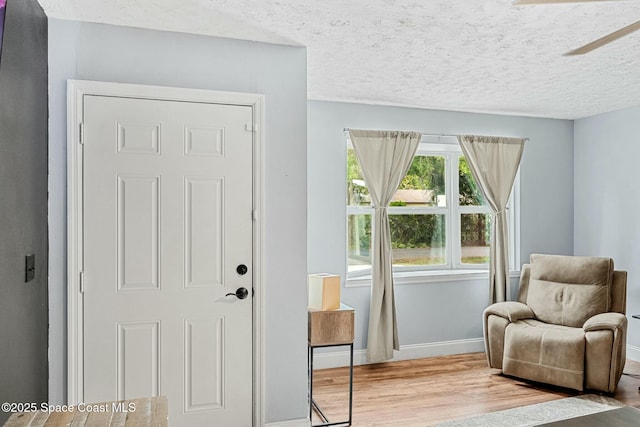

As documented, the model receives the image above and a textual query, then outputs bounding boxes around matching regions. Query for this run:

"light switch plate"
[25,253,35,282]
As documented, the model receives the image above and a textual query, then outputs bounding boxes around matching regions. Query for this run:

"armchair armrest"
[483,302,534,369]
[583,312,628,392]
[583,312,627,332]
[484,301,535,323]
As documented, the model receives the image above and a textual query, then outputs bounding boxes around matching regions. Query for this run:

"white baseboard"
[312,338,485,370]
[265,418,310,427]
[627,344,640,362]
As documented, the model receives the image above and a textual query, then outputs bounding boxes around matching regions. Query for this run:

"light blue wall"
[308,100,574,351]
[574,106,640,353]
[48,20,308,423]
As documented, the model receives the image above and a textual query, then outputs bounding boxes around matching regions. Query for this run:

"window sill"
[345,269,521,287]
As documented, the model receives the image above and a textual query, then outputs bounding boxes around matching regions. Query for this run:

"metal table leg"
[309,343,354,427]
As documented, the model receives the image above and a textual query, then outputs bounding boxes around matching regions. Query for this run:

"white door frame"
[67,80,266,426]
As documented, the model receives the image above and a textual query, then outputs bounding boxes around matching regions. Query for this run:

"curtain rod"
[343,128,529,141]
[343,128,457,138]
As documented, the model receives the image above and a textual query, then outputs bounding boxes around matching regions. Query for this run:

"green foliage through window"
[347,146,494,269]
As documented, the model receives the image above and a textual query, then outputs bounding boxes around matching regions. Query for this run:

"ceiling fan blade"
[565,20,640,55]
[514,0,624,4]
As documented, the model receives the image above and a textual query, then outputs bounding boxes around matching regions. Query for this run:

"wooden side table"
[308,303,354,427]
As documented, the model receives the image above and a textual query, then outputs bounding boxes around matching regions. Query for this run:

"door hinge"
[245,123,258,132]
[252,210,257,221]
[79,123,85,145]
[79,271,85,293]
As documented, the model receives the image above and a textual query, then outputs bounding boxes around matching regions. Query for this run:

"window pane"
[347,213,371,271]
[461,213,491,264]
[390,214,446,266]
[459,156,486,206]
[347,148,370,206]
[348,149,447,208]
[396,155,446,207]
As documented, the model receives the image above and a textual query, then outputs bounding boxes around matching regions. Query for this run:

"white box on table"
[308,273,340,311]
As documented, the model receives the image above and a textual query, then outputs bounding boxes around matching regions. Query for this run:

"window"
[347,137,518,280]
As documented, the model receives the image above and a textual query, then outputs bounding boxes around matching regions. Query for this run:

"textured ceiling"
[39,0,640,119]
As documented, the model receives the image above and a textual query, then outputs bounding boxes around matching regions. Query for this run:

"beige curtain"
[458,135,525,304]
[349,129,421,362]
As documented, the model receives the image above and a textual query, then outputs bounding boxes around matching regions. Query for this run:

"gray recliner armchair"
[483,254,627,393]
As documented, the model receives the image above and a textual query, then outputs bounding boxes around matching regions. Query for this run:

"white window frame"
[346,135,520,286]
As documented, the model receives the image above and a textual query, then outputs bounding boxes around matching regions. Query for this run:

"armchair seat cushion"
[503,319,585,391]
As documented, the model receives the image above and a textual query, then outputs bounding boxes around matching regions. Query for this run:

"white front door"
[81,94,253,426]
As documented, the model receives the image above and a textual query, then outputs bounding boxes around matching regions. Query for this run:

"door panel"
[184,317,224,412]
[82,95,253,426]
[185,177,224,287]
[117,175,160,290]
[116,321,160,400]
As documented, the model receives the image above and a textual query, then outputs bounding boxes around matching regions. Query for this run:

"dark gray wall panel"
[0,0,48,423]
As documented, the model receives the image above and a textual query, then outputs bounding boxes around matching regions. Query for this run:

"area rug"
[434,394,625,426]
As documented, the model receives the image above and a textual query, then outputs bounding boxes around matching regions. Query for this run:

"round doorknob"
[226,287,249,300]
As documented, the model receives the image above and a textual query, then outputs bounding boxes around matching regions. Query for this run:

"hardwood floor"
[310,352,640,427]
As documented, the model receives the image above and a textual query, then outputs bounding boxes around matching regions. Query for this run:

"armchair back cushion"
[518,264,626,315]
[525,254,614,327]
